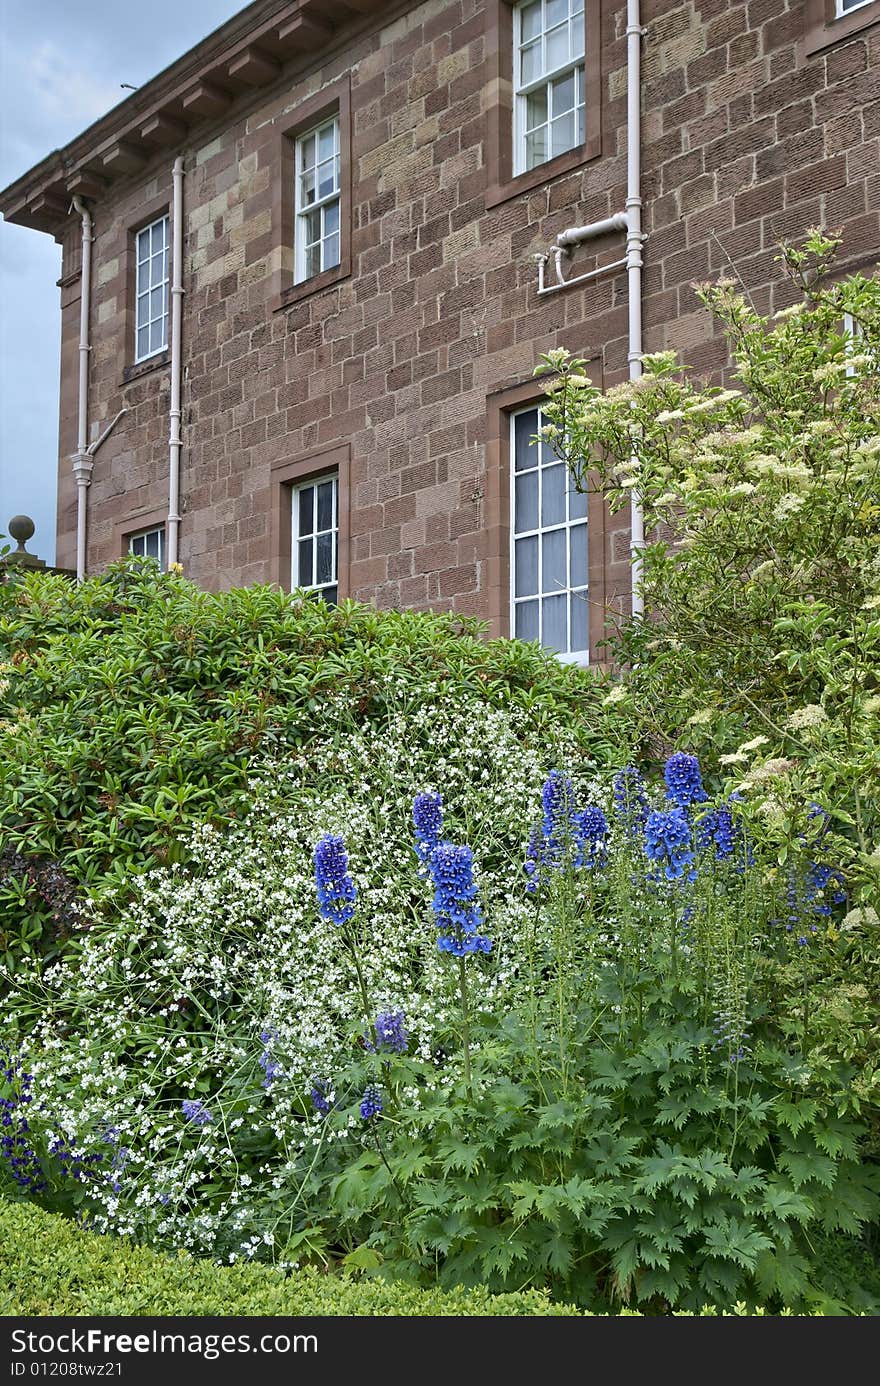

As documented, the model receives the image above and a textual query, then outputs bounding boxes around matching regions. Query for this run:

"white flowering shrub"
[0,699,598,1258]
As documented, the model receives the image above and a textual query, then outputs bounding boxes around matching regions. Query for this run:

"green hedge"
[0,1200,823,1316]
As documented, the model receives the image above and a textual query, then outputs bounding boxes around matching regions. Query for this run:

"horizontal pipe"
[537,255,628,297]
[556,212,628,248]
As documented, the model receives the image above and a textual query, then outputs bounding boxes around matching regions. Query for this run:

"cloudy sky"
[0,0,242,562]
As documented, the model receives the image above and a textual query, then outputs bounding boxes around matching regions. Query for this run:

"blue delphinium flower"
[413,792,443,870]
[374,1010,408,1055]
[805,862,846,916]
[575,804,608,869]
[664,752,706,809]
[48,1135,103,1184]
[644,807,696,882]
[541,770,579,863]
[612,765,649,836]
[429,843,491,956]
[181,1099,212,1126]
[524,825,542,894]
[0,1053,47,1194]
[360,1084,383,1120]
[259,1028,282,1089]
[697,803,742,861]
[314,834,357,927]
[309,1077,333,1116]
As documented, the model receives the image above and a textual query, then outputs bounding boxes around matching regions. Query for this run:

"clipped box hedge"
[1,1199,823,1317]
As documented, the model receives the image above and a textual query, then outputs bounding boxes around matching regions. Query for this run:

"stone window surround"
[120,187,173,386]
[484,0,602,210]
[269,440,351,594]
[804,0,880,56]
[272,73,352,312]
[113,505,169,560]
[483,360,605,656]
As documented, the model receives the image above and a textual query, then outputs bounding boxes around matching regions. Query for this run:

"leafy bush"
[0,560,612,972]
[4,755,876,1312]
[537,231,880,909]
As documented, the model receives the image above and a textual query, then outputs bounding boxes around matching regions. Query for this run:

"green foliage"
[536,231,880,907]
[0,557,612,972]
[0,1197,833,1316]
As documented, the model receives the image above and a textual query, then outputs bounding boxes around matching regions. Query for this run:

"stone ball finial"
[8,515,35,550]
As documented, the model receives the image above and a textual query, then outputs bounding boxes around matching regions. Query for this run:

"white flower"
[784,704,827,731]
[719,752,748,766]
[840,906,879,932]
[737,735,770,754]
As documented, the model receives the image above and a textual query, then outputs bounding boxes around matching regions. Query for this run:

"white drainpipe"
[625,0,645,620]
[71,196,93,583]
[167,155,185,568]
[538,2,645,619]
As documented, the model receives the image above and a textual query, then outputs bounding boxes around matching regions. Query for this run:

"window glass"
[511,405,588,661]
[293,473,339,603]
[134,215,169,363]
[513,0,586,175]
[295,117,341,284]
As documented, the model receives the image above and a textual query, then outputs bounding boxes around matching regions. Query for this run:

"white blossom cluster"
[3,698,597,1261]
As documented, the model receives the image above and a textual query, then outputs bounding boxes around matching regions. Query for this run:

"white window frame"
[294,116,341,284]
[836,0,873,17]
[512,0,586,178]
[510,406,589,664]
[134,215,170,364]
[292,472,339,601]
[128,525,166,569]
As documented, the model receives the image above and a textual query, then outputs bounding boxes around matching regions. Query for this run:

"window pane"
[541,464,566,527]
[542,528,567,594]
[317,480,334,533]
[546,23,569,70]
[130,534,144,556]
[577,103,586,145]
[298,487,314,536]
[298,538,313,587]
[137,260,149,292]
[546,0,568,27]
[150,319,165,353]
[301,133,315,169]
[514,409,539,471]
[551,111,575,158]
[551,70,575,115]
[151,254,165,288]
[568,477,588,521]
[145,530,159,559]
[573,15,585,60]
[136,228,149,262]
[515,599,539,642]
[525,87,548,130]
[322,585,338,607]
[137,325,149,359]
[324,200,340,235]
[515,472,539,533]
[316,531,334,585]
[521,0,542,42]
[323,233,340,270]
[317,158,336,200]
[570,591,588,653]
[319,123,336,161]
[515,535,538,597]
[520,39,540,85]
[542,594,567,652]
[300,168,316,206]
[151,219,165,254]
[149,286,164,320]
[525,128,548,169]
[303,208,321,245]
[569,523,587,588]
[304,244,321,279]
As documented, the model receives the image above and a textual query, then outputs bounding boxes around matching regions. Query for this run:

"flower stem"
[458,954,472,1096]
